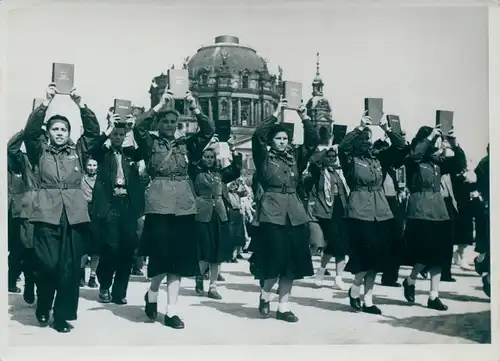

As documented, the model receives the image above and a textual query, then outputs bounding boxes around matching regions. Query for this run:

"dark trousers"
[382,196,404,284]
[33,211,87,321]
[95,197,137,299]
[8,217,35,287]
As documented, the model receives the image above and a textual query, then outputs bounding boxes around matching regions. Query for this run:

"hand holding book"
[69,87,83,107]
[44,83,57,106]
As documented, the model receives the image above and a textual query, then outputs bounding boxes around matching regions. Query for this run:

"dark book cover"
[364,98,383,125]
[332,124,347,145]
[282,81,302,109]
[435,110,454,136]
[168,69,190,99]
[114,99,132,122]
[387,114,402,134]
[216,119,231,142]
[51,63,75,95]
[32,98,44,111]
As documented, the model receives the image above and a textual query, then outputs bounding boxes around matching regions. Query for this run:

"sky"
[5,2,489,166]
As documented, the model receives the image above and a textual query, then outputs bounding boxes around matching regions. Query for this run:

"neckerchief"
[269,148,295,167]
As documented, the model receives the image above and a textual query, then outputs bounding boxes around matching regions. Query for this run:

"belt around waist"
[40,183,79,190]
[352,186,383,192]
[199,195,223,199]
[264,186,296,194]
[154,175,189,181]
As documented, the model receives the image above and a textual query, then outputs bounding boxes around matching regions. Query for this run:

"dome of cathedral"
[187,36,266,76]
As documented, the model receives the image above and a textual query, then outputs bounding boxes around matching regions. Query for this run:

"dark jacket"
[252,115,320,226]
[88,133,145,221]
[405,138,461,221]
[8,130,38,219]
[475,154,489,205]
[23,104,100,226]
[338,128,406,221]
[133,109,214,216]
[192,154,242,223]
[306,149,348,220]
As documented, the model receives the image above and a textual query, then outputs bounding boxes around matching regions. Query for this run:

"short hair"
[157,109,180,120]
[47,115,71,132]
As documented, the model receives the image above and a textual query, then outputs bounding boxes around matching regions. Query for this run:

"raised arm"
[7,130,25,174]
[184,93,215,162]
[251,114,277,170]
[23,103,48,166]
[296,106,320,173]
[133,109,156,160]
[221,153,243,184]
[378,130,407,170]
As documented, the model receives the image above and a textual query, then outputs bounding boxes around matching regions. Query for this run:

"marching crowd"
[7,83,490,333]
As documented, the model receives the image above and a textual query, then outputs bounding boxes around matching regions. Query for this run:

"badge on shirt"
[117,178,125,186]
[74,166,79,172]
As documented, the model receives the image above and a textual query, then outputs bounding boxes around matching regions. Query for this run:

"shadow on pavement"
[221,282,263,294]
[87,304,156,324]
[414,289,490,304]
[220,270,251,278]
[290,295,359,314]
[191,300,265,320]
[378,310,491,344]
[8,293,40,328]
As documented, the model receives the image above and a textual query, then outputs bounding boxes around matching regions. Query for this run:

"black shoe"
[482,275,491,298]
[195,276,204,295]
[440,276,456,283]
[164,315,184,329]
[99,289,111,303]
[52,319,71,333]
[230,258,238,263]
[144,292,157,320]
[8,285,21,293]
[36,310,50,326]
[207,288,222,300]
[276,311,299,323]
[131,269,144,276]
[324,269,331,276]
[217,274,225,282]
[475,257,487,275]
[420,270,428,279]
[23,282,35,305]
[236,254,244,260]
[362,305,382,315]
[242,248,249,253]
[348,287,362,311]
[111,297,128,305]
[88,275,98,288]
[381,281,401,288]
[258,296,270,317]
[403,279,415,303]
[427,297,448,311]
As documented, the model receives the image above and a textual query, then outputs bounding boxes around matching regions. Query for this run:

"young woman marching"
[7,130,37,304]
[79,157,99,288]
[193,141,242,299]
[227,178,249,262]
[308,146,350,290]
[338,113,405,315]
[133,89,214,329]
[23,84,100,332]
[402,126,460,311]
[252,100,320,322]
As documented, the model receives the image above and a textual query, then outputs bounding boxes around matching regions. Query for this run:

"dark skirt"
[197,212,233,263]
[253,220,313,280]
[403,219,453,268]
[455,202,475,245]
[322,197,349,258]
[141,214,200,278]
[228,209,246,248]
[345,219,394,274]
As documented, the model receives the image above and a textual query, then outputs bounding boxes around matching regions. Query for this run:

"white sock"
[278,302,290,313]
[364,294,373,307]
[148,290,158,303]
[429,291,438,300]
[406,277,416,286]
[350,284,361,298]
[316,267,326,277]
[261,290,271,302]
[166,305,177,318]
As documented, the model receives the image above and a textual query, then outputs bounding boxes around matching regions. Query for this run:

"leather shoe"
[112,297,128,305]
[23,283,35,305]
[348,287,362,311]
[403,279,415,303]
[36,310,50,326]
[99,289,111,303]
[207,289,222,300]
[362,305,382,315]
[276,311,299,323]
[164,315,185,329]
[8,285,21,293]
[258,296,270,317]
[195,276,204,295]
[427,297,448,311]
[144,292,158,320]
[52,319,71,333]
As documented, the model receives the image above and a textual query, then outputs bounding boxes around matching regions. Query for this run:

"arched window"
[242,74,249,89]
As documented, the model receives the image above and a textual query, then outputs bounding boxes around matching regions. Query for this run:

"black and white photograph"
[1,0,498,358]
